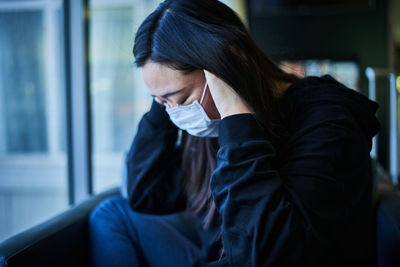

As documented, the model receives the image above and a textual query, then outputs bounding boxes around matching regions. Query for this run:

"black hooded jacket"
[126,75,381,266]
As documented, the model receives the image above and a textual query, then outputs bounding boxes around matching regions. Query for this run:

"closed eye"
[177,97,189,105]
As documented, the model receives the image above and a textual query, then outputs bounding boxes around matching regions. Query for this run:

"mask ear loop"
[200,81,208,105]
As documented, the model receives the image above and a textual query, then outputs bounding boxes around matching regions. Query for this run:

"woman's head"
[134,0,298,132]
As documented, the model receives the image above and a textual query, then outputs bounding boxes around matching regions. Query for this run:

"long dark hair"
[133,0,298,258]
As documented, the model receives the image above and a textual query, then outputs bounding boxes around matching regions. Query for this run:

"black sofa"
[0,184,399,266]
[376,189,400,267]
[0,187,120,267]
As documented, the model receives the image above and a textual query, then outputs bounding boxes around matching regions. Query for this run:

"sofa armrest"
[376,189,400,267]
[0,187,120,267]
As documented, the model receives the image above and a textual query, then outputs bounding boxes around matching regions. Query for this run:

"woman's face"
[141,61,220,119]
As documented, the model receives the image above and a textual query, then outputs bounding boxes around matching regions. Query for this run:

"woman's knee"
[89,195,130,226]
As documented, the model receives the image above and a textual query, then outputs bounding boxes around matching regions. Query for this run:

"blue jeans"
[89,196,202,267]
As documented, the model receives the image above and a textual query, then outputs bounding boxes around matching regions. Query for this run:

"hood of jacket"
[279,74,381,149]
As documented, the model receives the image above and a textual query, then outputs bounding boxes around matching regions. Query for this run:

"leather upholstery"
[0,187,120,267]
[376,190,400,267]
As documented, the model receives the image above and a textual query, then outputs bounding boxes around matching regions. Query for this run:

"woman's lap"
[89,196,202,267]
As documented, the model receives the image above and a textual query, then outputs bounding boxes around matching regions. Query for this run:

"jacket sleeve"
[207,109,373,266]
[125,100,187,214]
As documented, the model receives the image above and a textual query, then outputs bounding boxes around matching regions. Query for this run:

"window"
[89,0,161,193]
[0,0,68,241]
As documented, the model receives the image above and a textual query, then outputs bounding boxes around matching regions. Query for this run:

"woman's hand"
[204,70,254,119]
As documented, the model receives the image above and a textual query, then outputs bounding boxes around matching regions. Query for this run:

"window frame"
[64,0,93,205]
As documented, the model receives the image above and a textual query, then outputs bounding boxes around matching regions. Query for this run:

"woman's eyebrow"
[151,87,186,99]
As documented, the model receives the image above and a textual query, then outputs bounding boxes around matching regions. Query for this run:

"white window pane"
[89,0,162,193]
[0,0,68,241]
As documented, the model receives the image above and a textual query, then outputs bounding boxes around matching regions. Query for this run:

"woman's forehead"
[141,61,202,96]
[141,62,187,94]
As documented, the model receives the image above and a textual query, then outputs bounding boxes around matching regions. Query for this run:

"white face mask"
[165,81,220,137]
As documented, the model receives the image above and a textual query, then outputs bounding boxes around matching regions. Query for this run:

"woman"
[89,0,381,266]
